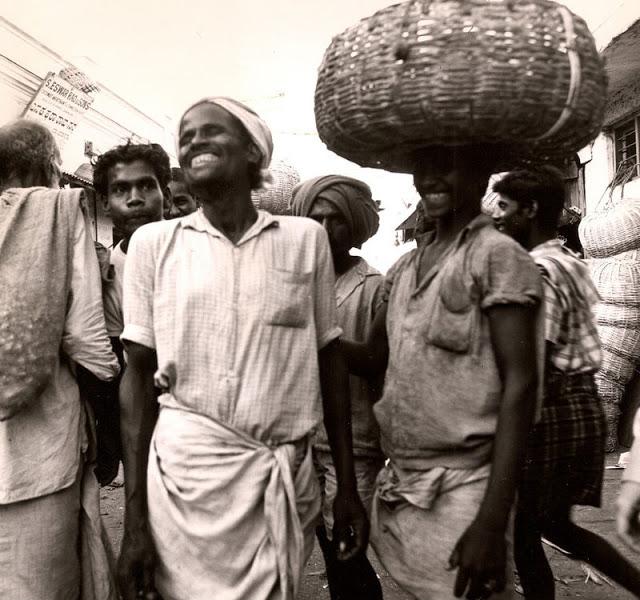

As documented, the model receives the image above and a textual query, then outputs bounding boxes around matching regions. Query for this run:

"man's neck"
[525,229,555,252]
[199,185,258,244]
[434,205,481,245]
[333,253,359,276]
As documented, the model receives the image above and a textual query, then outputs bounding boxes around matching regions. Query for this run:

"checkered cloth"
[531,240,601,374]
[518,368,606,519]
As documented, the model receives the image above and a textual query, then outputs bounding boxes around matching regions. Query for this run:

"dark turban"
[291,175,379,248]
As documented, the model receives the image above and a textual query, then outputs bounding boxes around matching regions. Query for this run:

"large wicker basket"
[315,0,607,172]
[579,198,640,258]
[251,160,301,215]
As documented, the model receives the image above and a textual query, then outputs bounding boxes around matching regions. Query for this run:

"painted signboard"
[22,71,94,150]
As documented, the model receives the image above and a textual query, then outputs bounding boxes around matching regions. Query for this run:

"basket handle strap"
[533,5,581,142]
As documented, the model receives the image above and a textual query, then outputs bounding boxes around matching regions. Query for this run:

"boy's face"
[166,181,197,218]
[103,159,166,238]
[492,195,531,245]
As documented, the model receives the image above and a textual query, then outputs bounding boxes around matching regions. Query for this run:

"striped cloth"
[530,240,601,374]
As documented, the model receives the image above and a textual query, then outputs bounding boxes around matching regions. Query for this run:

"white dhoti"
[148,407,321,600]
[371,462,514,600]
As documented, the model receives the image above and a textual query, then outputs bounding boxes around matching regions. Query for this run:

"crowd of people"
[1,94,640,600]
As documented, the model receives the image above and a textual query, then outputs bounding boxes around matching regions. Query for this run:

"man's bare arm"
[340,302,389,378]
[117,341,160,600]
[319,338,369,561]
[451,303,538,598]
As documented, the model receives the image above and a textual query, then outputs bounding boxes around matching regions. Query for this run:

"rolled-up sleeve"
[313,228,342,349]
[121,227,156,349]
[623,408,640,484]
[62,208,120,381]
[479,238,542,309]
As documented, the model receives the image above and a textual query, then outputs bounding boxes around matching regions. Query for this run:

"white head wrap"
[177,97,273,188]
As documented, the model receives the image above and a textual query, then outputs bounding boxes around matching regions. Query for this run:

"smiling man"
[343,145,542,599]
[117,97,368,600]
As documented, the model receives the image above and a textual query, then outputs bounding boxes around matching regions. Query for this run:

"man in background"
[292,175,384,600]
[165,166,197,219]
[89,142,170,484]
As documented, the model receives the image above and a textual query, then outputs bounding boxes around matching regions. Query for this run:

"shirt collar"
[180,208,279,244]
[335,257,378,306]
[530,238,564,258]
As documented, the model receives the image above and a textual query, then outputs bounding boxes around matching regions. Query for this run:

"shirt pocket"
[263,268,312,328]
[425,268,475,353]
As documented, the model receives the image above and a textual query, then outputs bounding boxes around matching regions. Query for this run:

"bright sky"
[3,0,637,270]
[3,0,636,129]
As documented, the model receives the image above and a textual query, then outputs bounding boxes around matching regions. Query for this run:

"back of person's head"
[493,165,565,230]
[0,119,60,191]
[93,141,171,197]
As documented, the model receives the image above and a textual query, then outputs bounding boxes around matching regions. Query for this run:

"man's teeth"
[191,153,218,167]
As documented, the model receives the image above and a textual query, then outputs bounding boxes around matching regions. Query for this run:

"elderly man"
[0,119,120,599]
[292,175,384,600]
[117,98,368,600]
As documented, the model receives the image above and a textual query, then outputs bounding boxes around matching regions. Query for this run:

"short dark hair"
[0,119,59,189]
[170,167,185,183]
[493,166,565,229]
[93,141,171,196]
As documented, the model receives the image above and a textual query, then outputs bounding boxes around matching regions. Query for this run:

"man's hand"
[117,527,160,600]
[448,518,507,599]
[332,490,370,561]
[617,481,640,553]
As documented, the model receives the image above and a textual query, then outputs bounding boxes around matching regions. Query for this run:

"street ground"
[102,455,638,599]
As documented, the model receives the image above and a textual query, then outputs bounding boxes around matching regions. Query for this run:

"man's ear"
[100,193,111,215]
[525,200,538,220]
[162,186,172,214]
[247,142,261,165]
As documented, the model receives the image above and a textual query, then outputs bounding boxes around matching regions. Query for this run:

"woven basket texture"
[251,160,301,215]
[589,258,640,306]
[315,0,607,172]
[579,198,640,258]
[594,378,622,452]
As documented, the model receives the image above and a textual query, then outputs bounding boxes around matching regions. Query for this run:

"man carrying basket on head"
[316,1,607,597]
[343,145,542,599]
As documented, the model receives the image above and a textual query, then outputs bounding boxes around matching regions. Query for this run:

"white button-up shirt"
[122,209,342,444]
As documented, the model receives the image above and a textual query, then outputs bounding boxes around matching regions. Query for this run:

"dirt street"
[102,455,638,599]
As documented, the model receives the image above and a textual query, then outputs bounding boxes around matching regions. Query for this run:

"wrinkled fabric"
[375,215,541,470]
[1,193,119,504]
[122,211,341,444]
[531,240,601,373]
[314,257,384,455]
[0,434,117,600]
[291,176,379,248]
[371,461,514,600]
[177,97,273,187]
[148,407,320,600]
[0,187,78,419]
